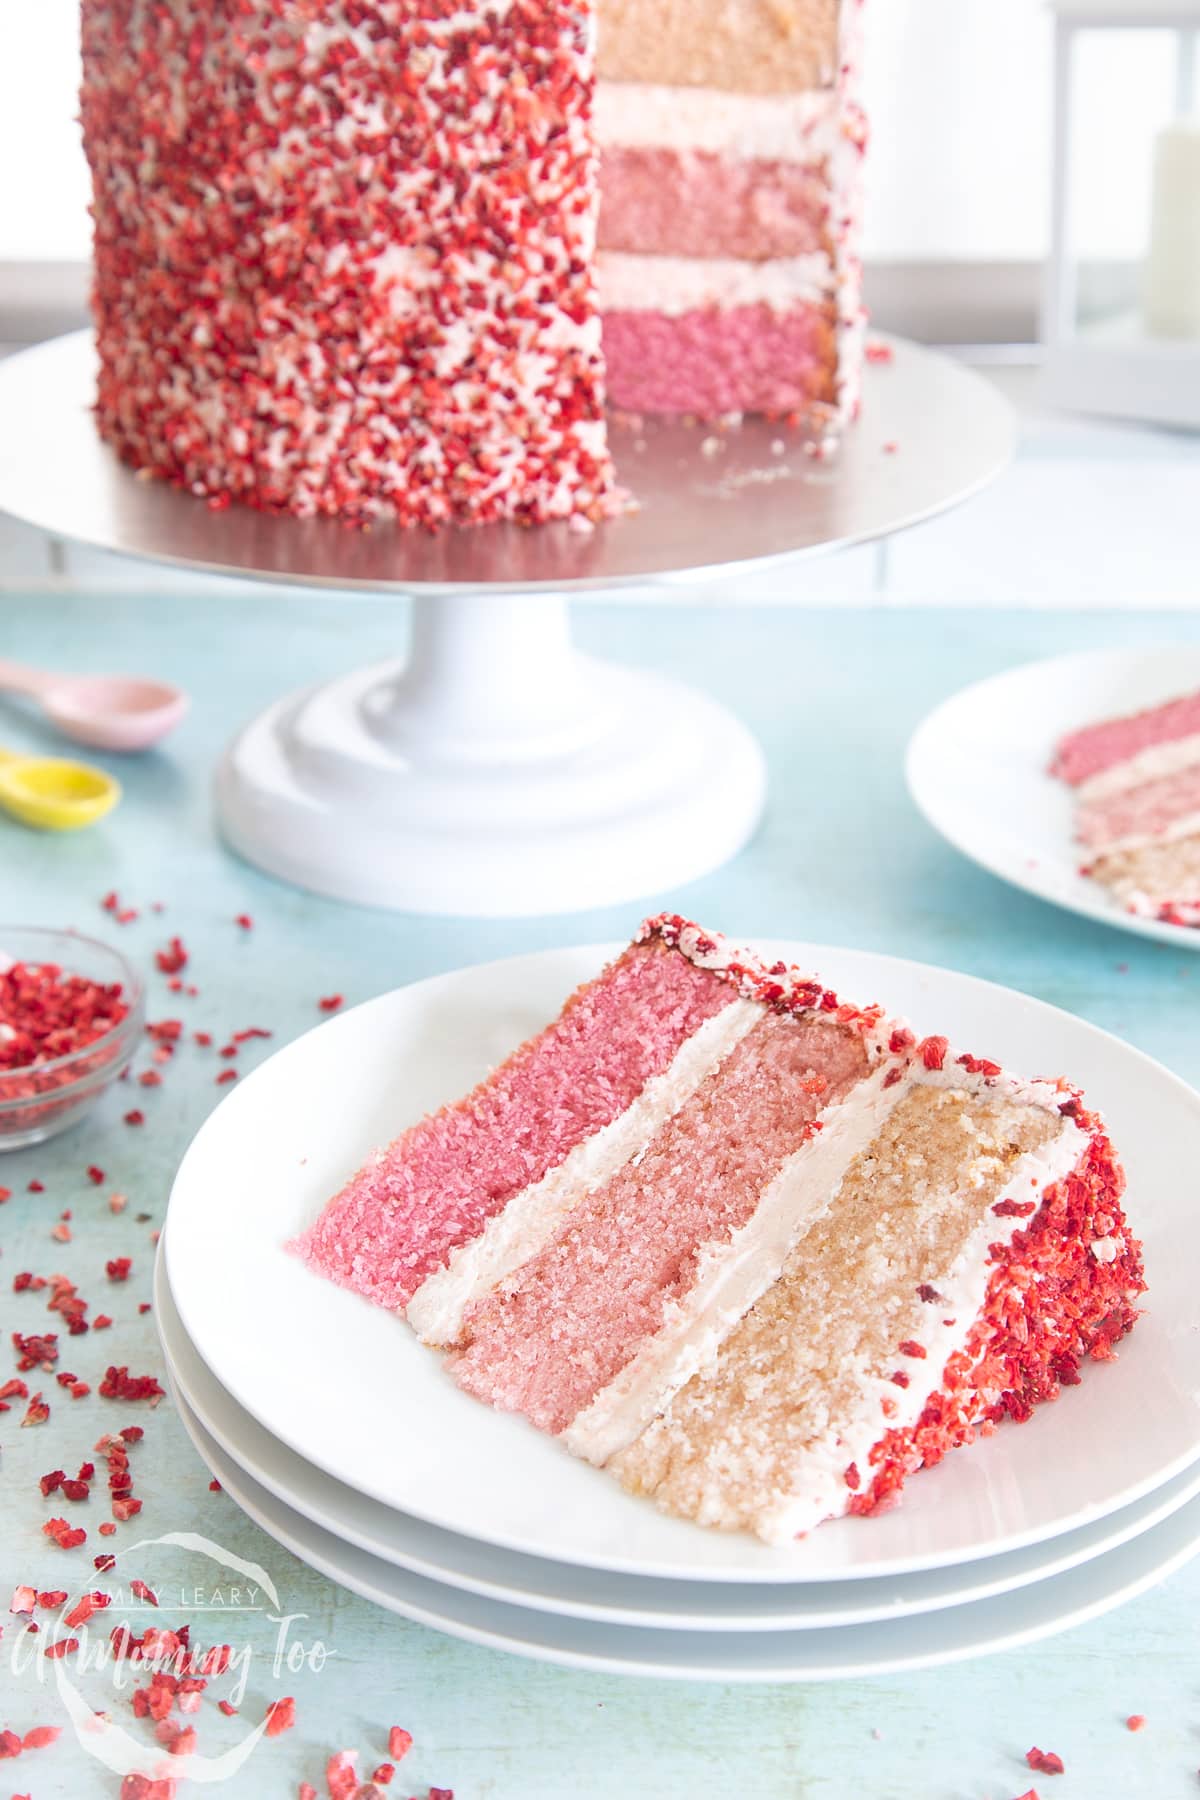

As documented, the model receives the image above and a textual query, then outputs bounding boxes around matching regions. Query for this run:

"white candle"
[1143,118,1200,339]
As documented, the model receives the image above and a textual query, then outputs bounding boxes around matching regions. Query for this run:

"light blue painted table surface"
[2,586,1199,1800]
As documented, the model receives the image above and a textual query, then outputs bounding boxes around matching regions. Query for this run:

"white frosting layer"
[405,999,762,1347]
[565,1058,912,1467]
[594,81,837,162]
[757,1098,1090,1544]
[1077,732,1200,804]
[596,251,833,316]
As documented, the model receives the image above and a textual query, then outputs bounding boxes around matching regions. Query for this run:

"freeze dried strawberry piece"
[124,1110,145,1127]
[1026,1747,1065,1773]
[0,1728,22,1756]
[43,1517,87,1550]
[43,1635,80,1659]
[1127,1714,1146,1731]
[37,1590,68,1608]
[372,1766,395,1787]
[326,1750,359,1800]
[13,1331,58,1371]
[217,1699,238,1717]
[112,1497,143,1522]
[22,1723,61,1749]
[65,1592,111,1628]
[21,1393,49,1427]
[106,1257,133,1282]
[265,1696,296,1737]
[87,1165,105,1185]
[130,1579,157,1605]
[299,1786,317,1800]
[155,938,188,975]
[60,1478,90,1503]
[99,1367,164,1403]
[10,1586,36,1614]
[318,995,344,1012]
[918,1034,949,1070]
[388,1727,413,1762]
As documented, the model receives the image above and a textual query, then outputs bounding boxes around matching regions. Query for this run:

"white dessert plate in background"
[164,942,1200,1584]
[155,1245,1200,1632]
[906,646,1200,951]
[173,1383,1200,1681]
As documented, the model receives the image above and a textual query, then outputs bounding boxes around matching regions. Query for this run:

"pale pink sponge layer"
[292,940,732,1309]
[450,1014,869,1433]
[603,301,836,416]
[1052,691,1200,785]
[1077,760,1200,849]
[599,147,831,261]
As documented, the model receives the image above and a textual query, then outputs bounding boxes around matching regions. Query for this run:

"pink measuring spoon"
[0,658,189,752]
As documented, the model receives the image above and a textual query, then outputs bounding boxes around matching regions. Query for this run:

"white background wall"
[0,1,1181,263]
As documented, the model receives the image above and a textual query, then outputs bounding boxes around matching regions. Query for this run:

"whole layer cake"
[295,915,1144,1543]
[80,0,866,529]
[1053,688,1200,930]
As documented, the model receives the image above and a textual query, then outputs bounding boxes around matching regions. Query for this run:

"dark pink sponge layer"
[291,941,733,1310]
[599,146,831,261]
[450,1014,869,1434]
[602,300,836,417]
[1051,689,1200,786]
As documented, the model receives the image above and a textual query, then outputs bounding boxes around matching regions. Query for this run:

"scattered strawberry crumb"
[318,995,343,1012]
[123,1110,145,1127]
[265,1696,296,1737]
[1127,1714,1146,1731]
[1026,1747,1065,1774]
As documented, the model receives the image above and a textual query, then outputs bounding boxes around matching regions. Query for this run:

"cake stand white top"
[0,331,1013,594]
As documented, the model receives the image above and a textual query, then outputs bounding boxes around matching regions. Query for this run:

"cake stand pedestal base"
[215,592,766,915]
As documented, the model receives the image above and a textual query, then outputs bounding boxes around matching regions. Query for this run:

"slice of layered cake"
[1053,689,1200,930]
[595,0,867,427]
[295,916,1143,1542]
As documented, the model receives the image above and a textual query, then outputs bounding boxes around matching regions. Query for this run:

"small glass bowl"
[0,926,145,1151]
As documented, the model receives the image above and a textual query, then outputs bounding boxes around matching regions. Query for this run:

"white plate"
[906,646,1200,951]
[173,1381,1200,1681]
[155,1246,1200,1633]
[164,942,1200,1584]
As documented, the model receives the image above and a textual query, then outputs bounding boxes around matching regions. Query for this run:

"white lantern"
[1042,0,1200,427]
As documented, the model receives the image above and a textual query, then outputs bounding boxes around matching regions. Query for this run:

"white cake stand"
[0,331,1014,915]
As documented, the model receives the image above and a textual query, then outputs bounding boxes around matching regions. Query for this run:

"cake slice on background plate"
[1053,689,1200,929]
[295,915,1144,1544]
[595,0,868,428]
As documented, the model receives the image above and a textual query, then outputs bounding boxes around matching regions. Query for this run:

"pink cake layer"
[1077,760,1200,850]
[598,147,831,261]
[1052,690,1200,786]
[292,940,733,1309]
[449,1013,869,1434]
[602,300,837,417]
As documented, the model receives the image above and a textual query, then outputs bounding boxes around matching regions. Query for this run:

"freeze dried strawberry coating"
[80,0,616,528]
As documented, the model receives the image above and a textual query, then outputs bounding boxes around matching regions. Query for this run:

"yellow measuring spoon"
[0,749,121,831]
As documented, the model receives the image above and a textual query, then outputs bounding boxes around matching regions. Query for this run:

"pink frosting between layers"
[598,146,831,261]
[1051,690,1200,786]
[449,1014,870,1435]
[602,300,836,416]
[291,941,735,1310]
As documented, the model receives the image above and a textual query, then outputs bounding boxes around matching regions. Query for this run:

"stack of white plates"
[160,944,1200,1680]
